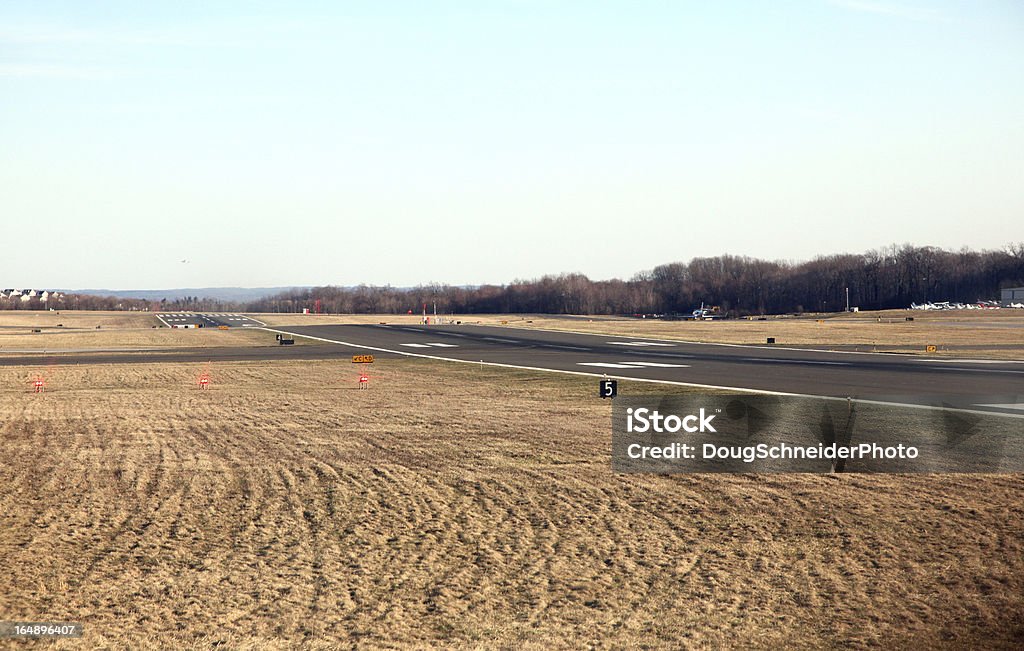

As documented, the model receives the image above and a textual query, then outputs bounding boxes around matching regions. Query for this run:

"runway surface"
[3,317,1022,416]
[270,323,1024,415]
[156,313,265,328]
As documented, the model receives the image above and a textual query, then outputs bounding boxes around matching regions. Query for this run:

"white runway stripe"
[975,402,1024,412]
[578,361,691,369]
[607,341,675,347]
[621,362,690,368]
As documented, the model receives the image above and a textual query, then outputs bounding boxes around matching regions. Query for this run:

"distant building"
[0,289,61,303]
[1002,287,1024,304]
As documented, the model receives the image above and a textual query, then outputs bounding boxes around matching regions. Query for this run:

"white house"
[0,288,61,303]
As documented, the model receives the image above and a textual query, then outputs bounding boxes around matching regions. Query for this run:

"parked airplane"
[909,300,1003,310]
[688,302,723,320]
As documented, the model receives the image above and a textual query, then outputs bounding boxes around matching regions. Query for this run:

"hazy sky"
[2,1,1022,289]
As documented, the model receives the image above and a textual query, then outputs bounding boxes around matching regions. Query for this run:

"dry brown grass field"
[0,312,274,352]
[0,311,156,330]
[1,358,1022,648]
[254,313,437,327]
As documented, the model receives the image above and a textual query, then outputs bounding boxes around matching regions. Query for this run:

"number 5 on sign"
[599,379,617,399]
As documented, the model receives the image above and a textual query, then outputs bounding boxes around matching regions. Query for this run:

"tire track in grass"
[71,417,175,593]
[0,416,67,615]
[276,466,328,637]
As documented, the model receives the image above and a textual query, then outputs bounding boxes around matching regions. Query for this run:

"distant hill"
[60,287,310,302]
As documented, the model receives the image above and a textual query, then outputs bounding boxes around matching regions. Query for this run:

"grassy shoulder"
[0,312,279,351]
[0,357,1020,648]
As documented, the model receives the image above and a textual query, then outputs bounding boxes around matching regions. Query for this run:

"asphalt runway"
[156,313,265,328]
[3,317,1022,416]
[269,323,1024,415]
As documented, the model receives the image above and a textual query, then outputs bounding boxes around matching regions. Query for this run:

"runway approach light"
[32,377,45,393]
[198,373,211,390]
[358,372,369,389]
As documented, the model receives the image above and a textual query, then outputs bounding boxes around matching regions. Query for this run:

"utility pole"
[845,287,850,312]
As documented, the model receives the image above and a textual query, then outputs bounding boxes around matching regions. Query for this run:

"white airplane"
[688,302,723,320]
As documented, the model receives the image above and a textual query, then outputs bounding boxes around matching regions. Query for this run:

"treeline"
[249,243,1024,316]
[8,243,1022,315]
[0,293,236,312]
[0,293,150,311]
